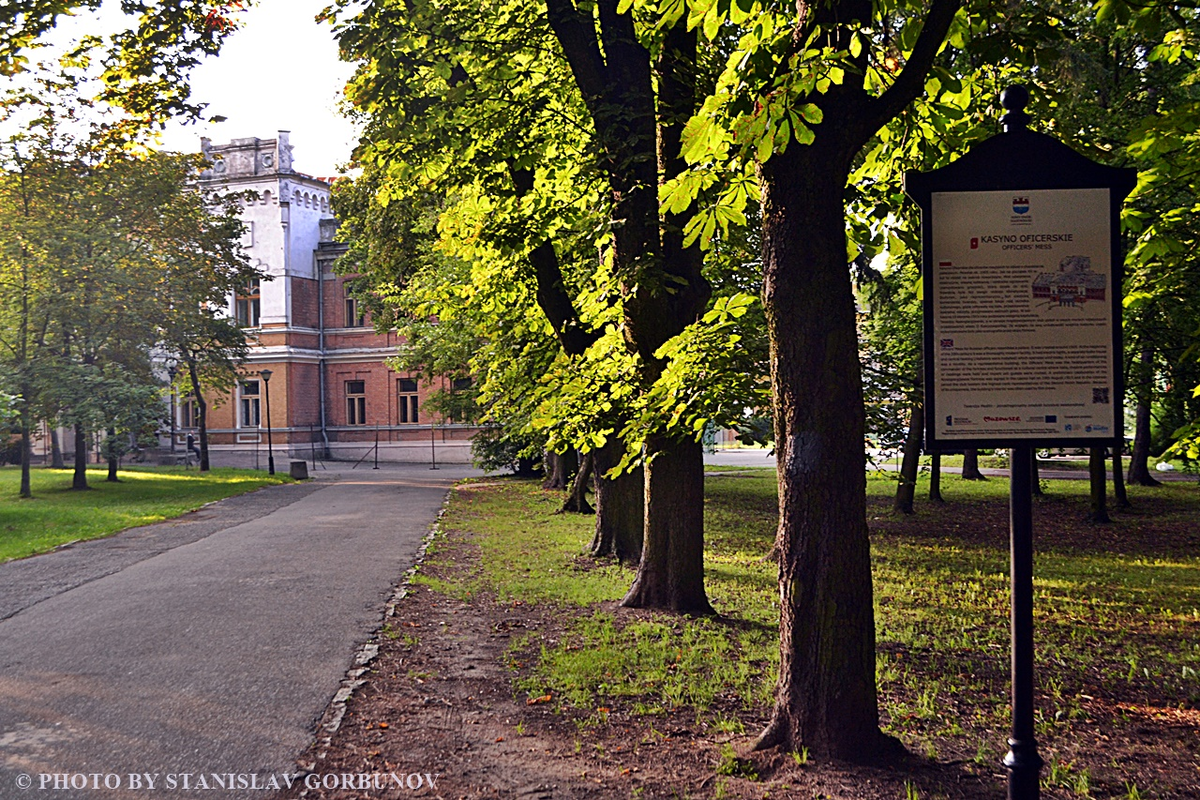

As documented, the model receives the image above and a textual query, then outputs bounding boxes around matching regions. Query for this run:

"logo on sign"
[940,339,954,348]
[970,237,979,249]
[1013,197,1030,214]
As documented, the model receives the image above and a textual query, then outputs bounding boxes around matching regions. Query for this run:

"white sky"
[40,0,360,177]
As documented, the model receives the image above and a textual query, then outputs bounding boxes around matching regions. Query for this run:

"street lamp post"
[167,363,177,454]
[261,369,275,475]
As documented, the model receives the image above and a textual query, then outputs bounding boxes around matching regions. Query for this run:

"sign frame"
[905,108,1135,453]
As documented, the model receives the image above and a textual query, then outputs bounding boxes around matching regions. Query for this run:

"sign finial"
[1001,85,1031,132]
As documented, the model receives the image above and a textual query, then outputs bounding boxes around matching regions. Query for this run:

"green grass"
[0,466,292,562]
[425,471,1200,791]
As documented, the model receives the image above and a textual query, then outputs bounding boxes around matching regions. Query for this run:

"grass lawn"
[412,468,1200,798]
[0,466,292,562]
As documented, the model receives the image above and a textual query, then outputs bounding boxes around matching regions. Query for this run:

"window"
[344,281,365,327]
[239,381,261,427]
[397,378,419,424]
[346,380,366,425]
[452,377,473,393]
[235,279,261,327]
[179,398,199,428]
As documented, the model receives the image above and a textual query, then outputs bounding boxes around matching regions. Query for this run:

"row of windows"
[174,378,472,429]
[233,280,368,329]
[231,378,423,427]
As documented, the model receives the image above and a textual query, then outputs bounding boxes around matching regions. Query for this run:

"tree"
[0,1,246,129]
[661,0,959,757]
[961,448,987,480]
[150,154,257,473]
[334,0,765,611]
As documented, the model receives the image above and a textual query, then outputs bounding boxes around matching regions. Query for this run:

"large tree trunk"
[71,423,89,490]
[50,426,64,469]
[621,435,711,613]
[961,448,986,480]
[893,400,923,514]
[1089,446,1110,523]
[929,451,944,503]
[590,439,643,564]
[186,358,211,472]
[1127,346,1159,486]
[559,451,594,513]
[753,143,885,760]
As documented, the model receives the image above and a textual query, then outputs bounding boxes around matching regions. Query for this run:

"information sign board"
[928,188,1116,444]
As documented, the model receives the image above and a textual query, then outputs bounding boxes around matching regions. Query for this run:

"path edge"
[297,486,455,775]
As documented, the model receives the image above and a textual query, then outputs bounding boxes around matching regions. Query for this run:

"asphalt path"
[0,464,480,799]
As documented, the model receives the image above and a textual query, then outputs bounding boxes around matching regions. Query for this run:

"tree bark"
[542,449,576,490]
[186,358,210,472]
[893,401,923,514]
[50,426,64,469]
[1127,346,1159,485]
[1031,448,1043,496]
[19,411,32,499]
[71,423,89,490]
[1089,446,1110,523]
[622,435,711,614]
[929,452,944,503]
[106,426,119,482]
[961,448,986,480]
[753,142,883,759]
[559,451,594,514]
[590,439,643,564]
[1111,446,1130,509]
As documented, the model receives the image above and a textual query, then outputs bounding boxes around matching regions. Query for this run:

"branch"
[544,0,610,109]
[864,0,962,133]
[509,166,598,356]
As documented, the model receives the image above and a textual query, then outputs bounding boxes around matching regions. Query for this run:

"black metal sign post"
[905,87,1135,800]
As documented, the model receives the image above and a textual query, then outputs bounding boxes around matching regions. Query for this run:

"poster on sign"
[927,187,1115,443]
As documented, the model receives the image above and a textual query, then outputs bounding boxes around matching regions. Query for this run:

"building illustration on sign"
[1031,255,1106,307]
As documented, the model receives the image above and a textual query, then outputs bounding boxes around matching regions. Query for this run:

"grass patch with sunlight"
[0,466,292,562]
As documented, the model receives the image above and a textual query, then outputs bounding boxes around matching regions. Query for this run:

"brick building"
[179,132,475,463]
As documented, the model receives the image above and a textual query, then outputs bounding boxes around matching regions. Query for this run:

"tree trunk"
[71,424,89,490]
[621,435,711,614]
[1089,446,1110,523]
[542,449,576,490]
[1111,446,1130,509]
[19,411,32,499]
[186,358,210,472]
[1031,448,1043,496]
[106,426,119,482]
[1127,349,1159,485]
[590,439,643,564]
[50,426,64,469]
[961,448,986,480]
[893,401,923,514]
[559,451,594,514]
[752,141,886,760]
[929,452,944,503]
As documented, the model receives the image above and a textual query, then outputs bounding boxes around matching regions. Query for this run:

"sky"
[46,0,360,177]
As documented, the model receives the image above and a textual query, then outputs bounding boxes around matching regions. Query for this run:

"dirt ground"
[281,488,1200,800]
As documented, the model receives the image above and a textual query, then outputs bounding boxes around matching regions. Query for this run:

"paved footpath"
[0,464,480,799]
